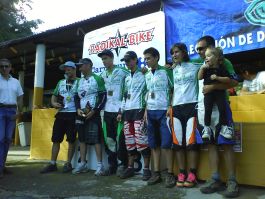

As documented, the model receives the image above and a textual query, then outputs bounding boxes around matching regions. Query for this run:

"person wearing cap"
[98,49,129,175]
[118,51,151,180]
[72,58,107,176]
[143,47,175,187]
[0,58,23,178]
[40,61,79,174]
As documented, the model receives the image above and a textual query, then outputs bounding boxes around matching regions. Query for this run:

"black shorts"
[51,112,77,143]
[77,116,102,145]
[172,103,198,150]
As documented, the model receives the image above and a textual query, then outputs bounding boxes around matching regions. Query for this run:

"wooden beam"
[10,47,18,54]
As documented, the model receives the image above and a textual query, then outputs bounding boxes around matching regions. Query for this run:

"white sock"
[81,161,86,166]
[50,160,56,165]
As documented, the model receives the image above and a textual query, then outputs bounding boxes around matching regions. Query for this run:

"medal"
[108,90,113,96]
[66,96,71,102]
[150,92,155,99]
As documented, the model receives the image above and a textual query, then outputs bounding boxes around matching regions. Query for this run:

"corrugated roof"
[0,0,161,89]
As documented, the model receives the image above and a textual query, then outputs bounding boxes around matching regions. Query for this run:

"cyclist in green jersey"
[98,49,129,175]
[40,61,78,174]
[195,36,239,198]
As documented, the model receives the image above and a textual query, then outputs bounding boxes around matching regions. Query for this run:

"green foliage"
[0,0,42,42]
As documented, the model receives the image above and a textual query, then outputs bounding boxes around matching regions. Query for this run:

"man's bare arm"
[51,95,62,109]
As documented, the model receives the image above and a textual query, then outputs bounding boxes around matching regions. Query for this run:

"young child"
[198,47,232,140]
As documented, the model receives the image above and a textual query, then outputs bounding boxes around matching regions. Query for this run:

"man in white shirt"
[239,65,265,95]
[0,58,23,178]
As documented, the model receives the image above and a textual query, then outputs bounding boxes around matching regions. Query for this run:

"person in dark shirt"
[198,47,232,140]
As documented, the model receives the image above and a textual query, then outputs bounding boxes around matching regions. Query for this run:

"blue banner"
[164,0,265,61]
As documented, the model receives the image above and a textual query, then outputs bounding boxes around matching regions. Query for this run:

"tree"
[0,0,42,42]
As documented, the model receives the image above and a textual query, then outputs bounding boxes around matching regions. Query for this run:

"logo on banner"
[88,28,155,56]
[244,0,265,26]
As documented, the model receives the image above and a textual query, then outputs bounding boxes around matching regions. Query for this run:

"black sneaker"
[3,167,12,175]
[116,165,126,177]
[222,180,239,198]
[147,172,162,185]
[142,169,151,181]
[120,168,134,179]
[200,179,224,194]
[62,162,73,173]
[165,173,176,188]
[40,163,58,174]
[102,166,117,176]
[0,169,3,178]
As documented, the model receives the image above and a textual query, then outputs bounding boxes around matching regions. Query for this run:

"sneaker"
[3,167,12,175]
[142,168,151,181]
[165,173,176,188]
[120,167,134,179]
[184,172,197,188]
[200,179,224,194]
[40,163,58,174]
[222,180,239,198]
[116,165,126,177]
[176,173,186,187]
[220,125,233,139]
[94,165,105,176]
[62,162,73,173]
[147,172,162,185]
[102,166,117,176]
[72,163,89,174]
[202,126,212,140]
[0,169,3,178]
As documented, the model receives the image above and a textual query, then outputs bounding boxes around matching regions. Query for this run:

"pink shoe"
[184,172,197,188]
[176,173,186,187]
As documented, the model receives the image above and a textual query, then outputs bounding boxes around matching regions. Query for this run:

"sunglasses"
[0,65,10,69]
[196,46,207,52]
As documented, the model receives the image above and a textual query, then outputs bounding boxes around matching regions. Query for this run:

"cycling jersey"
[145,65,173,110]
[77,73,105,109]
[172,62,200,106]
[100,66,129,112]
[122,68,146,111]
[53,78,79,112]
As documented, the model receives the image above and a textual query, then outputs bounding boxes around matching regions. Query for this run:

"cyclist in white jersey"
[72,58,107,176]
[118,51,151,181]
[144,47,175,188]
[98,49,129,175]
[170,43,200,188]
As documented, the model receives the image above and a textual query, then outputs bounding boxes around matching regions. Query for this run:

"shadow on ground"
[1,158,185,198]
[1,147,265,199]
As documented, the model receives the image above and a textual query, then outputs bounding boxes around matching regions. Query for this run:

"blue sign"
[164,0,265,61]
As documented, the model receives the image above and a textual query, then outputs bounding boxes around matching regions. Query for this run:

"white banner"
[82,11,166,74]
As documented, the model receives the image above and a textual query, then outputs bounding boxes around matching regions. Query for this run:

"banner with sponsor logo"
[82,11,165,74]
[164,0,265,61]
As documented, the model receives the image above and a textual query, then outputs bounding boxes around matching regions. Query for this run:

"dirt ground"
[1,146,265,199]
